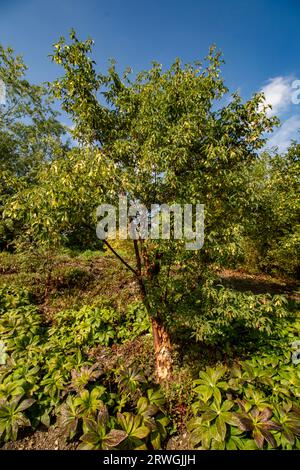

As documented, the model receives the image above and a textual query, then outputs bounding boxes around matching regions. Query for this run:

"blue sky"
[1,0,300,151]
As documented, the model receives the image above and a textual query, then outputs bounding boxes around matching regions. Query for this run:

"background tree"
[6,146,112,249]
[0,44,67,249]
[243,142,300,277]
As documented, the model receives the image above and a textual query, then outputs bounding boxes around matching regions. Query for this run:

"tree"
[244,142,300,277]
[9,31,276,381]
[0,44,67,249]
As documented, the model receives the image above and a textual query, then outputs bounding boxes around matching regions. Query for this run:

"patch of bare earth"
[219,268,299,300]
[0,426,77,450]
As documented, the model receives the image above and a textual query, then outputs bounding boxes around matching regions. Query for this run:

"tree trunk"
[104,239,173,382]
[134,249,173,382]
[151,317,173,382]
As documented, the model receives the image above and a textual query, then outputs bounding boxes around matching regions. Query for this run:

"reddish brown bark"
[151,317,173,382]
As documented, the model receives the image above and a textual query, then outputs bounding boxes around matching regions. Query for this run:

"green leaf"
[131,425,150,439]
[103,429,127,449]
[215,415,226,442]
[17,398,35,412]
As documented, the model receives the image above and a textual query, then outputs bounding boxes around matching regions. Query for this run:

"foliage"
[46,32,276,306]
[78,408,127,450]
[4,31,297,383]
[188,318,300,450]
[5,147,110,249]
[181,280,292,345]
[0,282,299,450]
[0,31,299,449]
[0,43,67,250]
[0,284,152,444]
[164,272,296,366]
[48,301,149,350]
[242,145,300,277]
[0,44,65,175]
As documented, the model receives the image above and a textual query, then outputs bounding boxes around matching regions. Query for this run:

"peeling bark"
[151,317,173,382]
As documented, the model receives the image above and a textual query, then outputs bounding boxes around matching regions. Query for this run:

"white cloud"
[261,76,294,116]
[267,115,300,152]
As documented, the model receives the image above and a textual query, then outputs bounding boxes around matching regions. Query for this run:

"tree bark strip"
[151,316,173,382]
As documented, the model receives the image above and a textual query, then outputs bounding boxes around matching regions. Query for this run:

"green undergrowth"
[0,284,299,450]
[0,285,161,448]
[188,342,300,449]
[0,249,137,313]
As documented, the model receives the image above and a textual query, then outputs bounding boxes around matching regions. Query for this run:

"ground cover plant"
[0,268,299,449]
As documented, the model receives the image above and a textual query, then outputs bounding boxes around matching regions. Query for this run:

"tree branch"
[103,239,139,277]
[103,240,149,312]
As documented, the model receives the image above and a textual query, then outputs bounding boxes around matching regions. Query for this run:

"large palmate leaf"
[273,403,300,447]
[117,368,146,395]
[74,386,106,418]
[235,406,281,449]
[193,366,227,403]
[78,408,126,450]
[147,388,166,409]
[68,364,103,392]
[188,397,239,448]
[136,396,159,420]
[117,412,150,449]
[0,395,35,441]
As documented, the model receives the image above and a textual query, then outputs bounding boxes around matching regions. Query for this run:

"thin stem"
[103,239,139,277]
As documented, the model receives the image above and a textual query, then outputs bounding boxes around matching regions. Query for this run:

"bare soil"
[219,268,299,300]
[1,426,77,451]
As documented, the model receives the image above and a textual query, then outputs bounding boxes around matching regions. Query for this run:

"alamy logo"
[0,79,6,105]
[96,196,204,250]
